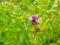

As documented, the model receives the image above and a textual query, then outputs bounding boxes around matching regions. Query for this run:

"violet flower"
[29,14,41,25]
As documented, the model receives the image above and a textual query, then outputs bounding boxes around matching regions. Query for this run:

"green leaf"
[47,0,55,10]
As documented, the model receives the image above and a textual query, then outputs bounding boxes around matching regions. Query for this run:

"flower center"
[32,20,36,22]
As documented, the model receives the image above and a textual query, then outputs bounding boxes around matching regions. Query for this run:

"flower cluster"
[29,14,41,25]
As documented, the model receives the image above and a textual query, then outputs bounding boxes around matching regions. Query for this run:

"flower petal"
[36,18,41,23]
[29,16,33,21]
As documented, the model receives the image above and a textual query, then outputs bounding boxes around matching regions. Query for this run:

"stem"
[34,31,36,40]
[34,25,37,40]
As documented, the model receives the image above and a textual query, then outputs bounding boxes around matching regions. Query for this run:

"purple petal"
[29,16,33,21]
[36,18,41,23]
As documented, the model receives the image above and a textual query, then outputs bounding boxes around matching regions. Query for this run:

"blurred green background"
[0,0,60,45]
